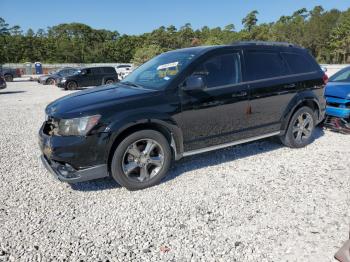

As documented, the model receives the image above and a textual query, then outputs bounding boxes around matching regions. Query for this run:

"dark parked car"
[0,66,21,82]
[56,66,118,90]
[324,66,350,133]
[38,67,79,85]
[39,42,326,190]
[0,75,6,90]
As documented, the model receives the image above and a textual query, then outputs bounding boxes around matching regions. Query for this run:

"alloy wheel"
[122,139,164,182]
[292,112,314,143]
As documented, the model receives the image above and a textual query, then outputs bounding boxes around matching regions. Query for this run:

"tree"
[0,7,349,64]
[330,8,350,63]
[242,10,259,32]
[0,17,10,36]
[132,44,163,66]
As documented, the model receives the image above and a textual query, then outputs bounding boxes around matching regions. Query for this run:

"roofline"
[230,41,302,48]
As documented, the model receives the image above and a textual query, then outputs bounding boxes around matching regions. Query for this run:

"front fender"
[105,111,184,161]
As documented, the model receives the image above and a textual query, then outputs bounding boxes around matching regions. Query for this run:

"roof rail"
[231,41,301,48]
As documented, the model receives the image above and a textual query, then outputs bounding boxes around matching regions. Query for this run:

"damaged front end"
[324,115,350,134]
[324,96,350,134]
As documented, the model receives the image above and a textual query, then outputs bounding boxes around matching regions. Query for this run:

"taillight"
[323,74,329,85]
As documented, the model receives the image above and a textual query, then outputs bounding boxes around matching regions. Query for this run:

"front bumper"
[55,80,66,88]
[40,155,108,183]
[324,116,350,134]
[325,96,350,119]
[326,106,350,119]
[38,122,111,183]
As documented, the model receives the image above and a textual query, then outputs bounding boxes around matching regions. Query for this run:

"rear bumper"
[40,154,109,183]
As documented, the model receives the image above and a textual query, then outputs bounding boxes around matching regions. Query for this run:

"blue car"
[324,66,350,133]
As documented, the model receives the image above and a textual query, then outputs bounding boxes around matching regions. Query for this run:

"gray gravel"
[0,80,349,262]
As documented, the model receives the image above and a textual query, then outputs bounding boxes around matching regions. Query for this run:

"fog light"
[57,163,76,177]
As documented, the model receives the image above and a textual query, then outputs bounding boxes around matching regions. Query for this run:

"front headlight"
[61,78,66,83]
[57,115,101,136]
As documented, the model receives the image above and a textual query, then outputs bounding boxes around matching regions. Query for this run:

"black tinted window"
[194,53,241,88]
[282,52,317,74]
[245,51,286,81]
[60,69,70,76]
[102,67,116,74]
[88,68,101,75]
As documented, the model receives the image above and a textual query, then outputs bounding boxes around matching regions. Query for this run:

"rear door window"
[193,53,241,88]
[102,67,116,74]
[90,68,101,75]
[244,50,287,81]
[282,52,318,74]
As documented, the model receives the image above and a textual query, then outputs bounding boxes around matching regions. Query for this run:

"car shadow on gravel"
[163,127,325,184]
[70,177,120,191]
[70,127,325,191]
[0,91,26,95]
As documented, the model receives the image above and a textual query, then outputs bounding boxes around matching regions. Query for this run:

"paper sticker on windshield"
[157,62,179,70]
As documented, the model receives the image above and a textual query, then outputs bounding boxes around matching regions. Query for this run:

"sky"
[0,0,349,35]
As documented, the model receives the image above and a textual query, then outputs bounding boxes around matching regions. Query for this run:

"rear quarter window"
[244,50,287,81]
[282,52,319,74]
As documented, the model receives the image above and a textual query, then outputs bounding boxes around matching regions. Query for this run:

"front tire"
[111,130,172,190]
[66,81,78,90]
[280,106,316,148]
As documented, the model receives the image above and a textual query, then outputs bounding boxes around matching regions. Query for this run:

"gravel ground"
[0,80,349,262]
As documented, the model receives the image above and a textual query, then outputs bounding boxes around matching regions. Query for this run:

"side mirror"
[183,75,205,91]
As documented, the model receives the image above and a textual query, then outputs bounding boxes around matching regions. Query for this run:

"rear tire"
[4,74,13,82]
[66,81,78,90]
[105,79,114,85]
[280,106,316,148]
[110,130,172,190]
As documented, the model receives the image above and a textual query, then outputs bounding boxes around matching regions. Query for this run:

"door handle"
[284,83,296,88]
[232,91,248,98]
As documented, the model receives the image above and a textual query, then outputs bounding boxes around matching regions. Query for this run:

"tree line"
[0,6,349,65]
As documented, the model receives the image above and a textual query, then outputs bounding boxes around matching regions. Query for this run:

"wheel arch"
[281,93,321,132]
[106,118,184,174]
[46,77,55,84]
[4,73,13,81]
[66,80,79,89]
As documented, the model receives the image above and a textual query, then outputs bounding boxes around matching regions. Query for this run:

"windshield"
[329,67,350,82]
[122,51,198,89]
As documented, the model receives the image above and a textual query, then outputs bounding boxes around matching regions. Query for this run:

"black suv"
[39,42,326,190]
[56,66,118,90]
[0,65,21,82]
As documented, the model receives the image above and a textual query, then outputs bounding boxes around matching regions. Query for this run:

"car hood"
[46,83,157,117]
[325,82,350,100]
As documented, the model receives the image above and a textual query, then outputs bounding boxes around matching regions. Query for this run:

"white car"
[115,64,133,79]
